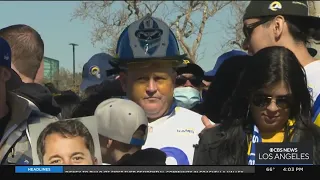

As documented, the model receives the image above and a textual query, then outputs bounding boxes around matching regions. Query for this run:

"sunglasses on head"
[175,75,202,87]
[243,17,274,39]
[251,94,293,109]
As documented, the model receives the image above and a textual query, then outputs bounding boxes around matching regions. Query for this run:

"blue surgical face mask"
[174,87,201,109]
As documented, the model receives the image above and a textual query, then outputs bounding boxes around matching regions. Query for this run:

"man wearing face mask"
[174,59,204,112]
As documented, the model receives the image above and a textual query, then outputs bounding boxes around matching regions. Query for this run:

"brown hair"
[0,24,44,80]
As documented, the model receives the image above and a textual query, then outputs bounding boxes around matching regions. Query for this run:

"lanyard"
[247,125,262,165]
[247,120,295,165]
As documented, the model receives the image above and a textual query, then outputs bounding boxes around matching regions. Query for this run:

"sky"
[0,1,240,72]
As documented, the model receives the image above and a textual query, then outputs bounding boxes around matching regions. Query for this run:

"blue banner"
[15,166,63,173]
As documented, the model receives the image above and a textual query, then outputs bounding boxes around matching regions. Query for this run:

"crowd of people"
[1,0,320,166]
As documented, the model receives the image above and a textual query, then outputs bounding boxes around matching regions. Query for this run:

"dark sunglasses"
[175,75,202,87]
[243,17,274,39]
[251,94,293,109]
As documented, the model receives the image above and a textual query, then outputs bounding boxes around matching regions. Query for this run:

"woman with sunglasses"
[193,46,320,165]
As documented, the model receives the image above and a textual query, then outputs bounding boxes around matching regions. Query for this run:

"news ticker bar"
[14,166,254,173]
[12,165,319,173]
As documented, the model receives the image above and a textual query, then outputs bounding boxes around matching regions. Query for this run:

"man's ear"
[118,72,127,92]
[0,67,11,82]
[34,60,44,84]
[171,69,177,85]
[273,15,285,42]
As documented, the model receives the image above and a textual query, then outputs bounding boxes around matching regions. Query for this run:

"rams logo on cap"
[183,60,191,64]
[269,1,282,11]
[90,66,101,78]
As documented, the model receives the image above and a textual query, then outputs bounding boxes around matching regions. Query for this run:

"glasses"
[243,17,274,39]
[251,94,293,109]
[175,75,202,87]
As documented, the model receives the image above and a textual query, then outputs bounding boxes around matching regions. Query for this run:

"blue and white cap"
[80,53,116,91]
[205,50,247,77]
[112,14,185,67]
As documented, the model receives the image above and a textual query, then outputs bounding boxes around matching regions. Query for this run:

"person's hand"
[199,115,219,136]
[201,115,217,129]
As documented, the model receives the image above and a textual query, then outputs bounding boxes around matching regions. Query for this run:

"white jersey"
[142,107,205,165]
[305,60,320,103]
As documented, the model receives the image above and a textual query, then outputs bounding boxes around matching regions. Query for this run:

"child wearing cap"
[94,98,166,165]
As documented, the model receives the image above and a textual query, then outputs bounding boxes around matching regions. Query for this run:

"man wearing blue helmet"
[110,14,210,165]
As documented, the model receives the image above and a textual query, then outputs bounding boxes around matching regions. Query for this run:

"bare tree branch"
[220,1,248,51]
[175,21,192,57]
[71,1,233,62]
[181,2,192,35]
[143,1,163,15]
[191,1,208,59]
[169,11,187,28]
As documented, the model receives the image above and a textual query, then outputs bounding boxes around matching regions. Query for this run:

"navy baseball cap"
[176,58,204,78]
[0,37,22,90]
[80,53,116,91]
[243,1,320,30]
[204,50,247,79]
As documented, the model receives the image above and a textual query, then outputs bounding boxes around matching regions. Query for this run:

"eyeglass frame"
[251,93,293,109]
[243,16,275,40]
[175,75,203,87]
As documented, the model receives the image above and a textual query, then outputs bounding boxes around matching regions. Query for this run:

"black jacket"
[190,102,204,115]
[193,125,304,165]
[193,126,225,165]
[13,83,61,116]
[116,148,167,165]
